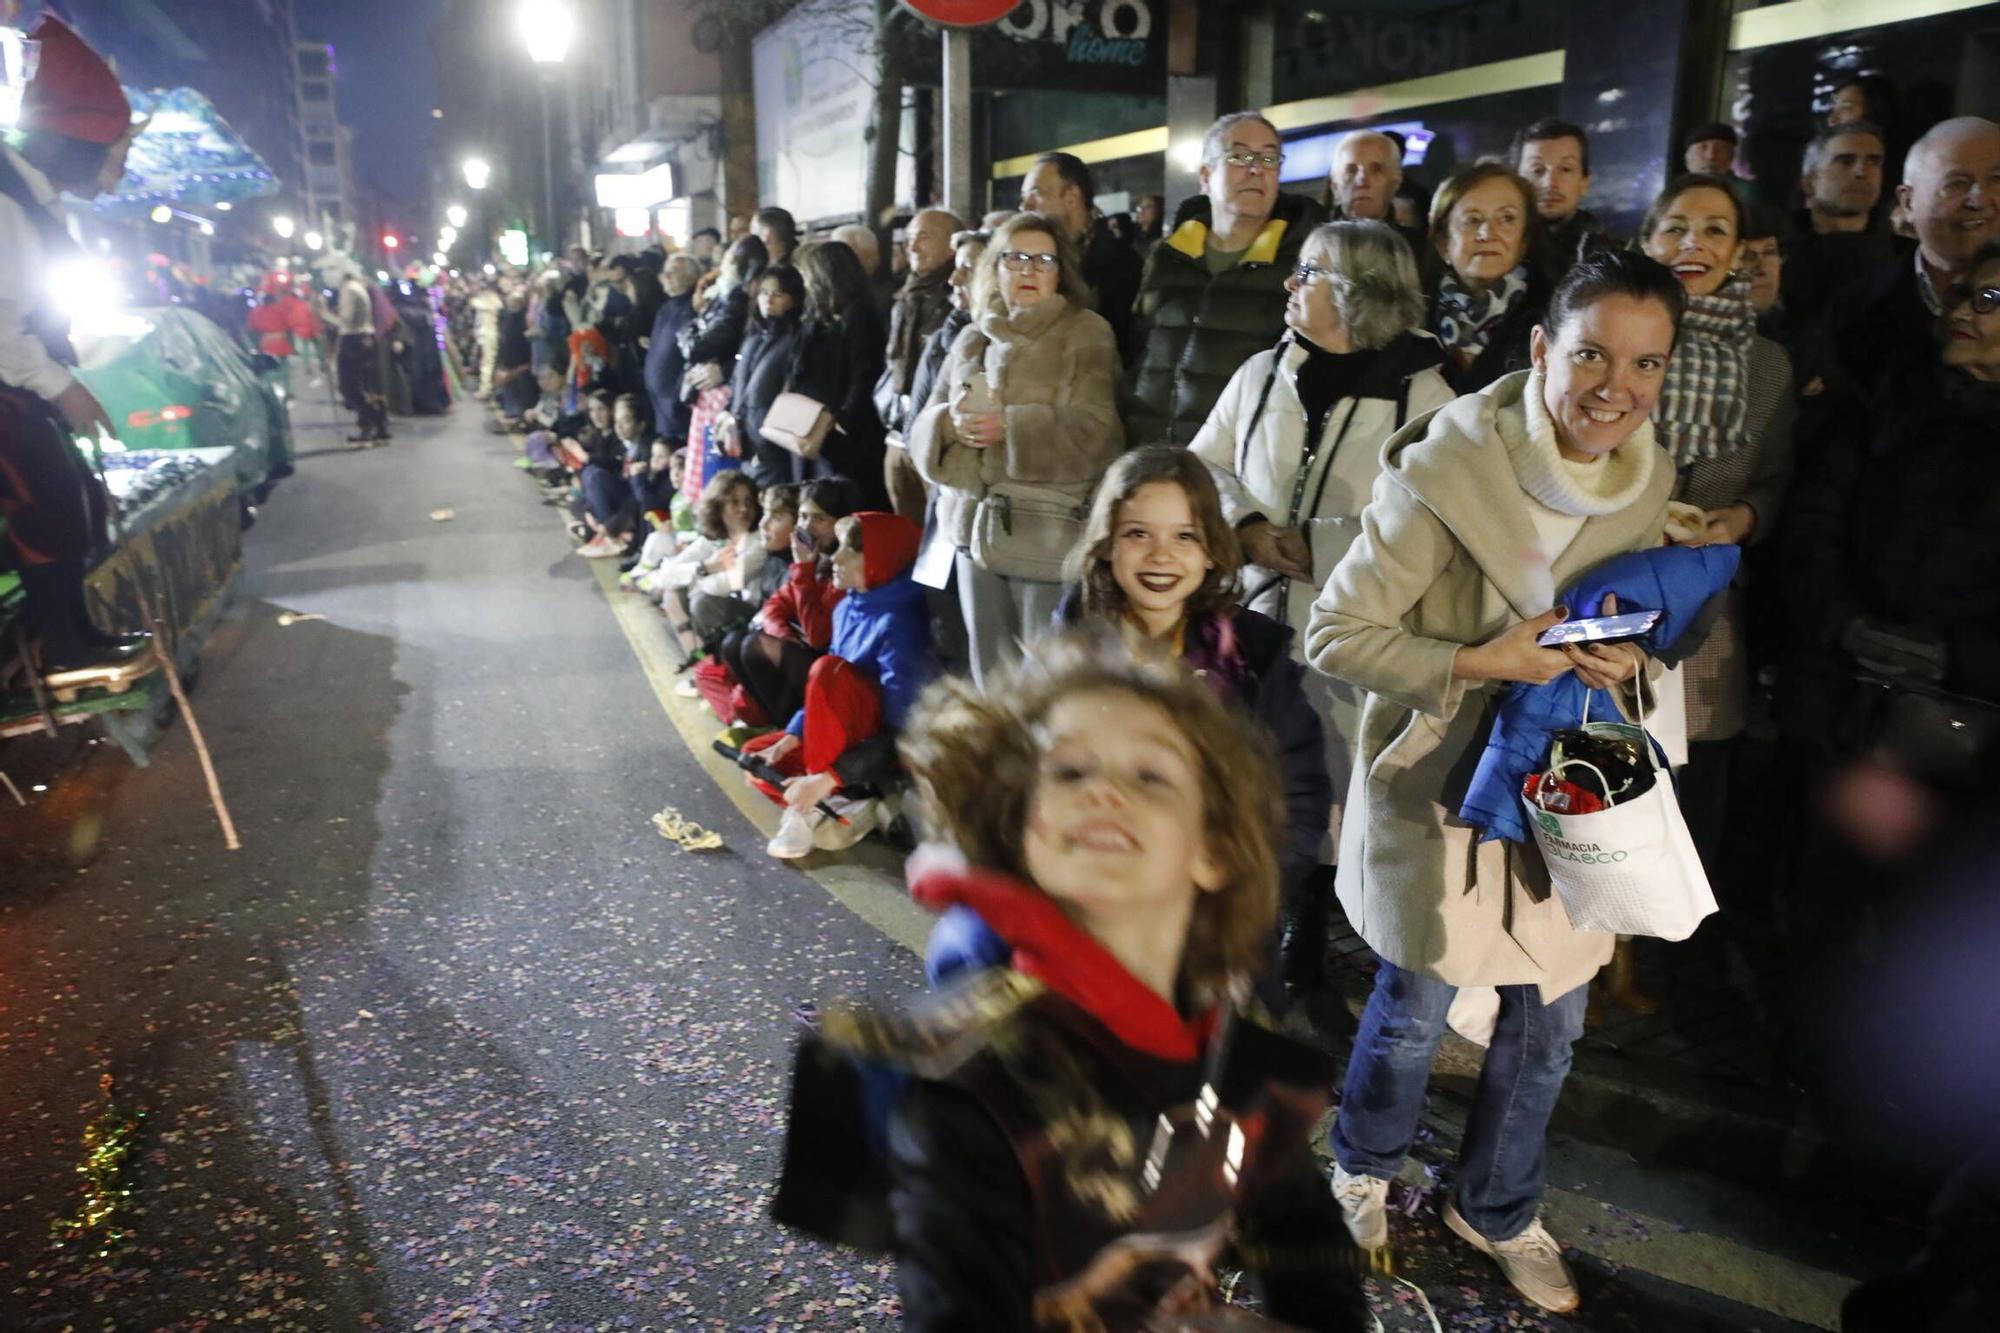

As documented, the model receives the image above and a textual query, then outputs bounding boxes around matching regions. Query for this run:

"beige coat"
[1305,371,1672,1000]
[907,293,1123,549]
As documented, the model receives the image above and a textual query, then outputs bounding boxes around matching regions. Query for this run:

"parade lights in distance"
[304,231,323,251]
[446,203,468,229]
[463,157,492,191]
[272,215,295,240]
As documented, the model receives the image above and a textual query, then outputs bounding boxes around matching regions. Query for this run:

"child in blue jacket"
[742,511,930,859]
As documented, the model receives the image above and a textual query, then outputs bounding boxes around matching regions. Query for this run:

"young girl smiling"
[926,449,1333,1002]
[771,636,1367,1330]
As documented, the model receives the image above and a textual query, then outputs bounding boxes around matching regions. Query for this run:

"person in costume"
[0,15,151,677]
[771,633,1369,1330]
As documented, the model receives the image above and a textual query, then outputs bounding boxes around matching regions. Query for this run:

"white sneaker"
[766,808,820,860]
[1441,1201,1579,1314]
[1330,1165,1390,1253]
[810,795,876,851]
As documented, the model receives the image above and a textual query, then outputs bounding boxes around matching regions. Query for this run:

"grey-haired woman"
[1189,222,1454,980]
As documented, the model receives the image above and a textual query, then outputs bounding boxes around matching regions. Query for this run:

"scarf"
[1431,264,1530,370]
[907,846,1217,1062]
[1654,275,1755,466]
[1505,368,1658,517]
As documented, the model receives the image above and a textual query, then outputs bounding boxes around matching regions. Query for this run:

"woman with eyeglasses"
[1188,219,1455,990]
[1425,163,1554,394]
[910,211,1123,684]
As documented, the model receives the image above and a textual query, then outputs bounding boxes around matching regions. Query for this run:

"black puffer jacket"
[730,315,810,490]
[1126,191,1326,447]
[677,282,751,381]
[1779,362,2000,753]
[907,307,970,429]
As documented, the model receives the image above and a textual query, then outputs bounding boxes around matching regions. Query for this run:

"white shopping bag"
[1521,692,1717,941]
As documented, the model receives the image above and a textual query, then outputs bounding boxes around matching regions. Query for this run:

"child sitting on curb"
[741,512,930,859]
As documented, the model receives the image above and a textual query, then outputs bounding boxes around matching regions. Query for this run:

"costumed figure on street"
[0,15,152,680]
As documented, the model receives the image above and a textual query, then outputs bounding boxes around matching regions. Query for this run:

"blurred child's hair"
[834,514,865,555]
[899,629,1280,996]
[612,392,648,425]
[1069,447,1242,621]
[761,482,802,520]
[668,444,690,475]
[696,469,760,540]
[586,388,614,410]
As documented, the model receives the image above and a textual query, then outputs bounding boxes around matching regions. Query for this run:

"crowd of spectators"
[488,92,1999,1325]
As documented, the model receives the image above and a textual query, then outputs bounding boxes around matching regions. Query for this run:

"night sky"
[295,0,443,210]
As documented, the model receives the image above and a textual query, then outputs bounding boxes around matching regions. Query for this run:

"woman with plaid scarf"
[1637,174,1797,881]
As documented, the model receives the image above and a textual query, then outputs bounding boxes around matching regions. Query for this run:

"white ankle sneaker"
[1330,1165,1390,1253]
[766,808,819,860]
[1441,1201,1579,1314]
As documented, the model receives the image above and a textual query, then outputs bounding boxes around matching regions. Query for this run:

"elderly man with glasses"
[1126,111,1327,447]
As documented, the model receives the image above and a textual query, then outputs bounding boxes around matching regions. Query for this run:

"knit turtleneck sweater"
[1499,368,1658,564]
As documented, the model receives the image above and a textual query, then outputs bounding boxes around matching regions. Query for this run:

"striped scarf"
[1655,276,1755,467]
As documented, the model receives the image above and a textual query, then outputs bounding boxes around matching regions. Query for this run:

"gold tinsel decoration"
[49,1073,143,1258]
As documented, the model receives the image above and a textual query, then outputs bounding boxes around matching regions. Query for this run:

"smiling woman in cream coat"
[1303,252,1683,1318]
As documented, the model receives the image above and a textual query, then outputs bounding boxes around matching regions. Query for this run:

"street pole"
[539,76,556,256]
[941,28,972,221]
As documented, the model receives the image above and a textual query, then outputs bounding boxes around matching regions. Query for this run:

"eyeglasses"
[1217,149,1284,171]
[999,250,1059,273]
[1291,262,1332,286]
[1451,209,1524,235]
[1947,283,2000,315]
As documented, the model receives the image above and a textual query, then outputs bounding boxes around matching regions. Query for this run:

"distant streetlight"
[304,230,323,250]
[272,215,295,240]
[517,0,575,64]
[462,156,492,191]
[446,203,468,229]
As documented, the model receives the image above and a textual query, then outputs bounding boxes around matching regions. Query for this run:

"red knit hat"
[21,15,133,146]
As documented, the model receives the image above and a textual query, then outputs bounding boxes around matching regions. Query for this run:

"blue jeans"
[1332,956,1589,1242]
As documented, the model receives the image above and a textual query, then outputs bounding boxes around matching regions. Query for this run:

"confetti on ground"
[652,806,725,852]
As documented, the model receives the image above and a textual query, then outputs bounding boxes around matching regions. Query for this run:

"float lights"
[517,0,576,65]
[303,230,323,250]
[446,203,468,228]
[462,157,492,191]
[149,204,171,224]
[214,201,232,212]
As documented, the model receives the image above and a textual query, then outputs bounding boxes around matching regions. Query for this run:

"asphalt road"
[0,377,1891,1330]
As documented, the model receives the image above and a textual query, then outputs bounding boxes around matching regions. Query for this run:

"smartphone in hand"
[1537,609,1662,648]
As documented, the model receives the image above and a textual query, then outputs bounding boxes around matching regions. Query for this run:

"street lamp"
[446,203,468,229]
[272,214,295,240]
[462,156,491,191]
[516,0,575,64]
[304,230,323,251]
[517,0,572,256]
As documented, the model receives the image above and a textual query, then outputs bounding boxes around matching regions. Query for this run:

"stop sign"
[898,0,1020,26]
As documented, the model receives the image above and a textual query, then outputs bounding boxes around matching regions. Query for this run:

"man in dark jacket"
[1513,118,1616,268]
[1127,112,1326,447]
[1782,122,1895,330]
[879,208,961,521]
[1021,152,1143,362]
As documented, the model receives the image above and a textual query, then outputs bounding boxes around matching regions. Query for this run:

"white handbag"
[1520,689,1717,941]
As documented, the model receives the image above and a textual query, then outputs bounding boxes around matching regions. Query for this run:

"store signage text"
[995,0,1153,68]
